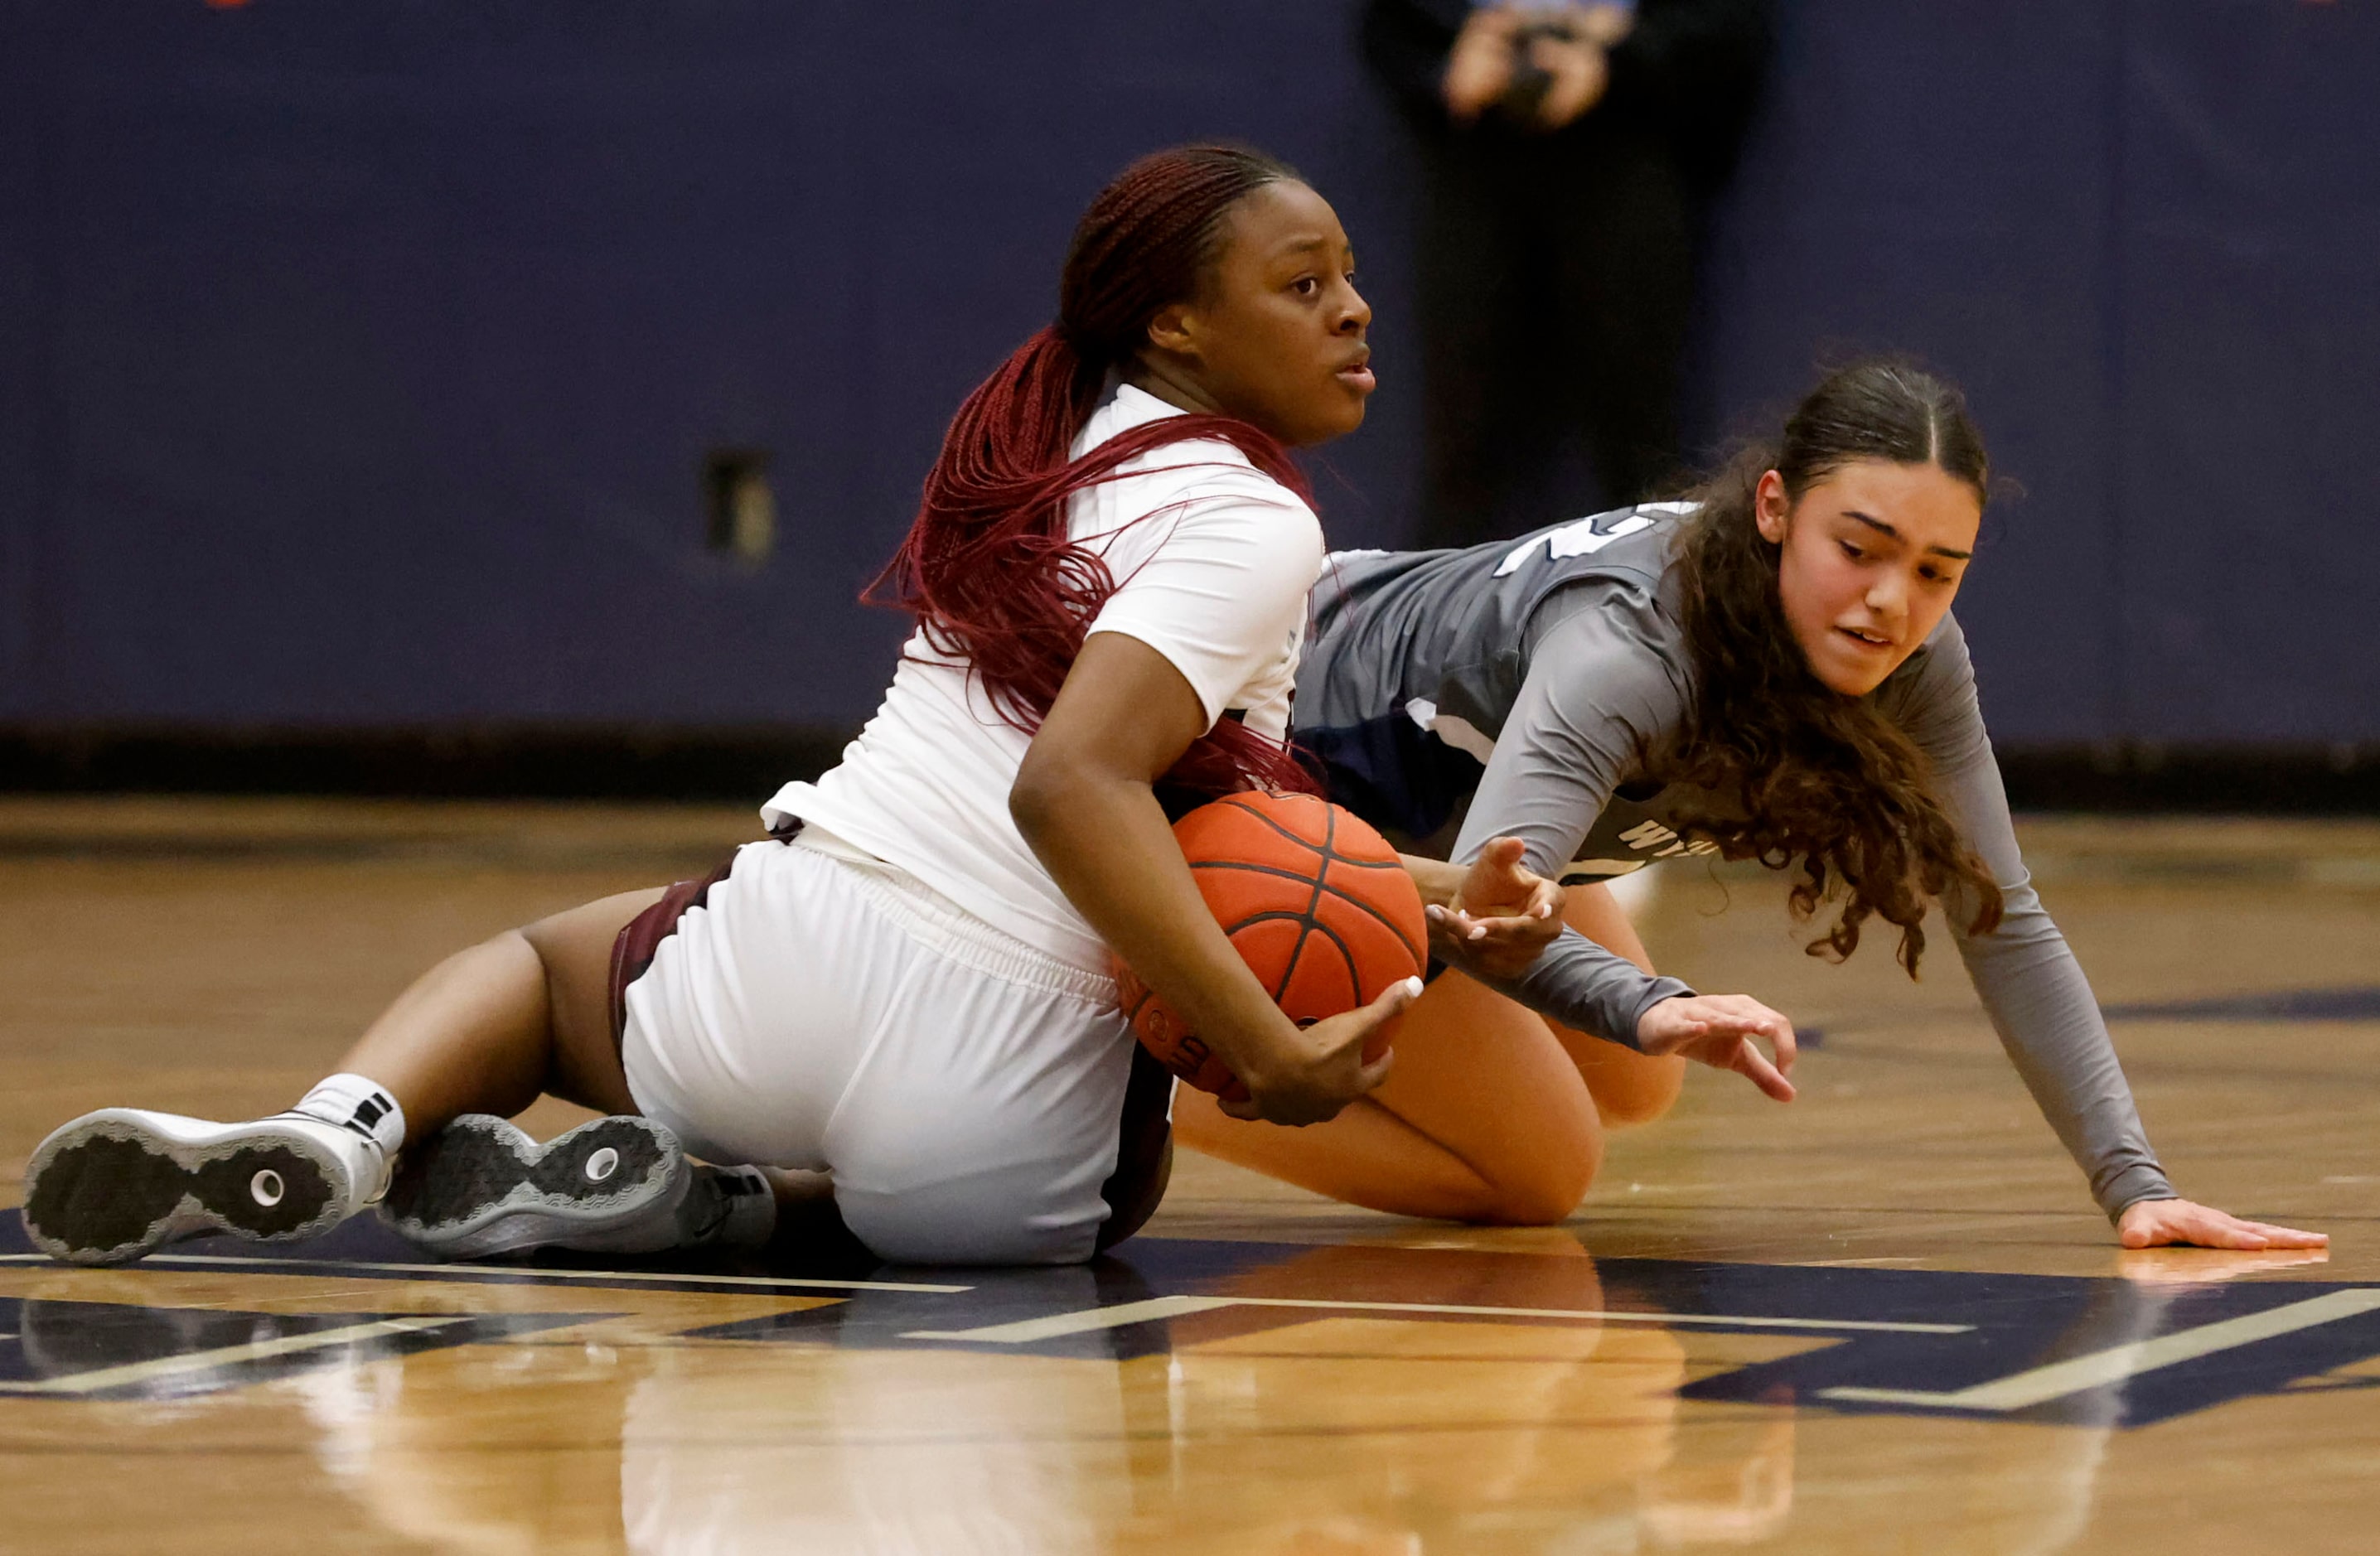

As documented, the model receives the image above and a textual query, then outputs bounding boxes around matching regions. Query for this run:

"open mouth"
[1837,626,1894,652]
[1335,353,1374,391]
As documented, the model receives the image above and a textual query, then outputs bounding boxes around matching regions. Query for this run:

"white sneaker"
[22,1109,392,1267]
[378,1114,694,1259]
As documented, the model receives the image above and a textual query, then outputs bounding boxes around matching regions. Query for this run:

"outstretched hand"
[2116,1197,2328,1251]
[1637,993,1797,1102]
[1426,837,1566,980]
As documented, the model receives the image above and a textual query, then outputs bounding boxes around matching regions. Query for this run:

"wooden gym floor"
[0,796,2373,1554]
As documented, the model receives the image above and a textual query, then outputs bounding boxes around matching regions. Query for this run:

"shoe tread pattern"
[381,1115,674,1239]
[23,1120,339,1266]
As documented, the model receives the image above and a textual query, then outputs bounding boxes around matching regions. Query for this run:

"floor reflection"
[322,1327,647,1554]
[304,1240,1802,1554]
[20,1232,2358,1553]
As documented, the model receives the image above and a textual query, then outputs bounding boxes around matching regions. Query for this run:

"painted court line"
[0,1314,471,1395]
[907,1296,1241,1342]
[0,1252,970,1295]
[906,1296,1972,1344]
[1818,1288,2380,1412]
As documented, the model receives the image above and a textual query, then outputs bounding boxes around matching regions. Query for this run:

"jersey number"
[1492,510,1675,577]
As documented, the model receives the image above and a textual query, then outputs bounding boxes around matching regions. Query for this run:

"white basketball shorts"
[619,833,1137,1265]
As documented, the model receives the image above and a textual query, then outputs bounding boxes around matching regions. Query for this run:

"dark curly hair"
[1666,360,2005,975]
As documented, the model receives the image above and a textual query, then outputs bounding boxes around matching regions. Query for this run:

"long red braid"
[868,145,1323,799]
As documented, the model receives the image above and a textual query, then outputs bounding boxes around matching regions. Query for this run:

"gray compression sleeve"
[1885,621,2177,1220]
[1448,592,1696,1046]
[1468,927,1695,1052]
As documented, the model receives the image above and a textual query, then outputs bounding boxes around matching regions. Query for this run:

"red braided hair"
[869,145,1323,799]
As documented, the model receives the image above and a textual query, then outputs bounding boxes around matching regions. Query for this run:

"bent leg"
[1174,879,1689,1220]
[340,887,662,1146]
[24,885,671,1266]
[1176,965,1603,1225]
[1545,881,1686,1128]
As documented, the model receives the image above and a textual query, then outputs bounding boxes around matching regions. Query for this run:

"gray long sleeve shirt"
[1294,506,2175,1218]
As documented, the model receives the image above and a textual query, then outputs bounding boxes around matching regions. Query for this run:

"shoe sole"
[22,1112,352,1267]
[379,1114,684,1259]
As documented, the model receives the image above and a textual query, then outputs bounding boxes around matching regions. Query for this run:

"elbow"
[1009,742,1122,851]
[1956,898,2066,954]
[1008,753,1071,848]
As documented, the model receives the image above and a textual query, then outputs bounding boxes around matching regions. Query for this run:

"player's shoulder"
[1080,426,1318,565]
[1088,388,1308,497]
[1870,609,1981,732]
[1894,609,1976,688]
[1530,579,1696,723]
[1096,427,1315,526]
[1135,449,1321,555]
[1131,435,1313,515]
[1090,465,1322,599]
[1492,500,1695,584]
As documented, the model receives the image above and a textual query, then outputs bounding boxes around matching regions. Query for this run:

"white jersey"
[764,384,1323,974]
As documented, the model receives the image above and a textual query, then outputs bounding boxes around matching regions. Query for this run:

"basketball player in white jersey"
[22,146,1439,1268]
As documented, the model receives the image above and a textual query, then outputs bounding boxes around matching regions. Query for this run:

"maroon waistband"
[607,852,743,1058]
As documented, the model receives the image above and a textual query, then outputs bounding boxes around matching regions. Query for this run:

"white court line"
[0,1252,969,1295]
[907,1296,1239,1342]
[0,1314,471,1395]
[906,1295,1971,1345]
[1818,1288,2380,1412]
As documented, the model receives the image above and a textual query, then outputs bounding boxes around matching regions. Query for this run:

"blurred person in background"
[1366,0,1769,548]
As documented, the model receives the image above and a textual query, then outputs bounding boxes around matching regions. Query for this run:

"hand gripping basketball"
[1111,793,1430,1103]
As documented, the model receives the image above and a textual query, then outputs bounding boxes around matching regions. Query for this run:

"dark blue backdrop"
[3,1,2376,745]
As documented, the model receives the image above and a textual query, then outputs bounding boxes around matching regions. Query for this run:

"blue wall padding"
[2113,0,2380,741]
[1691,1,2128,742]
[2,1,2375,742]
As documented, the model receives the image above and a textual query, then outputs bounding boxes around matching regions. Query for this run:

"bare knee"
[512,917,567,977]
[1467,1143,1599,1226]
[496,923,561,1022]
[1590,1064,1686,1128]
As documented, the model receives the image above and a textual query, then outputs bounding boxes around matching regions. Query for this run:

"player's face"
[1755,459,1982,697]
[1144,181,1374,446]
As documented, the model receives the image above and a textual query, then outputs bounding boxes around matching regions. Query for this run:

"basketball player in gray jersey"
[1179,360,2324,1252]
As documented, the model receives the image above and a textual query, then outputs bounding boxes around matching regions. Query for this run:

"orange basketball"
[1112,791,1429,1103]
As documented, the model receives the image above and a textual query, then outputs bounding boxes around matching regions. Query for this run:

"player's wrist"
[1635,993,1691,1049]
[1215,1012,1320,1101]
[1398,853,1465,911]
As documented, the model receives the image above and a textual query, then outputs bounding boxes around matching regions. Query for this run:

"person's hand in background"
[1526,5,1632,130]
[1443,6,1528,123]
[1444,5,1636,133]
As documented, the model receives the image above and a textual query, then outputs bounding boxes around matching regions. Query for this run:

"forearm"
[1399,853,1466,911]
[1566,879,1654,974]
[1434,832,1690,1042]
[1013,767,1303,1089]
[1468,925,1693,1048]
[1923,679,2176,1220]
[1960,913,2175,1220]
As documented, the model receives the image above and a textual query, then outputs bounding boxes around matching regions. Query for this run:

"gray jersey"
[1295,505,2174,1219]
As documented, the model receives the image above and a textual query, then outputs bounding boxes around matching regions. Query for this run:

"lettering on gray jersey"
[1294,503,1694,869]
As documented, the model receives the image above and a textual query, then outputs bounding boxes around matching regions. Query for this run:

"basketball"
[1113,791,1429,1102]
